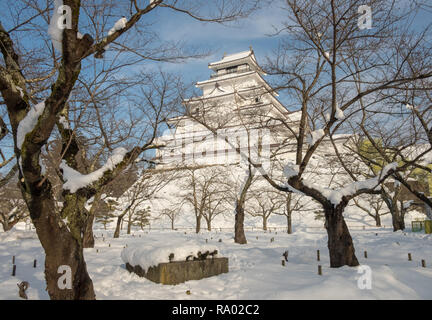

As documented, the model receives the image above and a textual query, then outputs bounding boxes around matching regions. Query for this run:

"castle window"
[226,66,238,74]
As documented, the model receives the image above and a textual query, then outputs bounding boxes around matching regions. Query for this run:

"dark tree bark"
[234,203,247,244]
[287,214,292,234]
[234,168,254,244]
[127,214,132,235]
[1,219,18,231]
[381,190,405,231]
[31,189,96,300]
[324,203,359,267]
[82,216,95,248]
[113,216,122,238]
[195,214,201,233]
[262,217,268,231]
[375,214,382,227]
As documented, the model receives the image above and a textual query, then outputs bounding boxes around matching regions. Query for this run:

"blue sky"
[143,0,287,87]
[140,0,431,102]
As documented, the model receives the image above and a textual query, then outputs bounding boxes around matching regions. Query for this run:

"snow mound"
[121,241,220,272]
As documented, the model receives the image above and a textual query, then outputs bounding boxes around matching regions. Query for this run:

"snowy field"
[1,224,432,300]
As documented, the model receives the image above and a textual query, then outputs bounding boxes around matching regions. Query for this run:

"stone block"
[125,257,228,285]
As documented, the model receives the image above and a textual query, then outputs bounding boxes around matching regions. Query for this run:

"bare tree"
[247,0,432,267]
[113,168,173,238]
[0,0,257,299]
[352,195,388,227]
[131,206,151,230]
[274,192,308,234]
[247,187,283,231]
[182,166,228,232]
[0,181,29,231]
[233,165,254,243]
[160,205,181,230]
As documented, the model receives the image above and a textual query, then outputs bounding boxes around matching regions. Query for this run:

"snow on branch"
[60,147,128,193]
[335,103,345,120]
[47,0,64,53]
[16,102,46,150]
[406,104,414,111]
[302,162,398,206]
[108,17,127,36]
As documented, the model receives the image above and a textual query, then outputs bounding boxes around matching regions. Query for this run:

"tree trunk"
[263,217,267,231]
[171,218,174,230]
[207,219,211,231]
[82,215,95,248]
[82,192,102,248]
[127,221,132,234]
[381,190,404,231]
[324,204,359,267]
[387,202,405,231]
[375,213,381,227]
[28,190,95,299]
[127,215,132,235]
[391,210,405,231]
[1,221,11,231]
[234,202,247,244]
[195,214,201,233]
[113,216,122,238]
[234,167,253,244]
[287,213,292,234]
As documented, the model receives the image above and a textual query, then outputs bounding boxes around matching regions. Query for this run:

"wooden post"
[282,250,288,262]
[109,243,111,247]
[12,256,15,264]
[364,251,368,258]
[33,259,37,268]
[318,265,322,275]
[317,250,320,261]
[12,265,16,276]
[422,260,426,268]
[408,253,412,261]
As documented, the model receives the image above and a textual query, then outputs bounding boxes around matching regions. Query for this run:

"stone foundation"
[125,257,229,285]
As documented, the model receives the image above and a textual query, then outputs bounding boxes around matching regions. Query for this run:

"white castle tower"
[155,48,303,169]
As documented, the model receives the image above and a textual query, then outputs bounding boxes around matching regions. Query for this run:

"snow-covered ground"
[1,223,432,300]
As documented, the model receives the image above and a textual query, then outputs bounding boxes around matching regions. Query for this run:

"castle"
[155,48,304,170]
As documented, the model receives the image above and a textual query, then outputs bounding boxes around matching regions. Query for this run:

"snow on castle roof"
[209,50,253,66]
